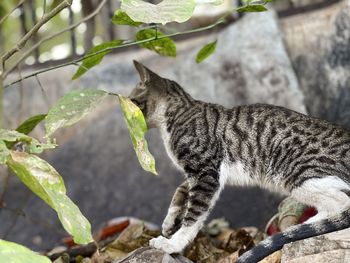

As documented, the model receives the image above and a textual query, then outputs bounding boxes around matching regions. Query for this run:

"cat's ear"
[133,60,161,83]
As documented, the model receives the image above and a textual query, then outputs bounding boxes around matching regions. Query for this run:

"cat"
[129,60,350,262]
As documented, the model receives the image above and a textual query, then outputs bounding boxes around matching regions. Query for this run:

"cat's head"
[129,60,168,128]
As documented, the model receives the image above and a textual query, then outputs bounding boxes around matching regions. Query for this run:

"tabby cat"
[129,60,350,262]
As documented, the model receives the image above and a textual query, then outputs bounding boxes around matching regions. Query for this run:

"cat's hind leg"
[150,171,222,254]
[237,176,350,263]
[162,181,189,237]
[291,176,350,223]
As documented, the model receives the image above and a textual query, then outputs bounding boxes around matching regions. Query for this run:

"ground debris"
[47,218,275,263]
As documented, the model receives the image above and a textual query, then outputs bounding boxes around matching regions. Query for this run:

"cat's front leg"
[162,181,189,237]
[150,172,221,254]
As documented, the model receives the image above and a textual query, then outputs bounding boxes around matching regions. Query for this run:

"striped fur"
[130,61,350,261]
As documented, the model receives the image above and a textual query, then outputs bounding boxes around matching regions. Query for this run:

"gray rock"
[280,1,350,129]
[113,247,193,263]
[281,228,350,263]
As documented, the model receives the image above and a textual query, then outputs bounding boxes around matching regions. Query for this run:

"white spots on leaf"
[79,93,85,97]
[60,105,66,110]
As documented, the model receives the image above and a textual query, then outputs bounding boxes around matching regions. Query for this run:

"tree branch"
[0,0,27,26]
[4,18,226,88]
[0,0,73,70]
[3,0,108,78]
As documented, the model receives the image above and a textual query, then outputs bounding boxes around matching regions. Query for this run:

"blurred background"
[1,0,349,252]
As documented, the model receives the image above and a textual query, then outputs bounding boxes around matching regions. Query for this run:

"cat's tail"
[236,209,350,263]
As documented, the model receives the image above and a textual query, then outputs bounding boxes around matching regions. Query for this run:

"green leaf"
[136,29,176,57]
[4,114,47,150]
[45,89,109,137]
[0,239,51,263]
[16,114,47,135]
[236,4,268,12]
[0,129,56,154]
[121,0,196,25]
[0,140,9,164]
[112,9,142,26]
[118,95,157,175]
[0,129,32,144]
[7,151,93,244]
[196,40,217,63]
[72,40,124,79]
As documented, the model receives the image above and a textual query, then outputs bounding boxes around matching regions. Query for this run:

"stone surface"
[281,228,350,263]
[113,247,193,263]
[280,0,350,129]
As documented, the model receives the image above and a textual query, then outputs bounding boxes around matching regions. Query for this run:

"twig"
[0,0,27,26]
[35,75,50,110]
[3,0,108,78]
[0,0,73,70]
[42,0,47,16]
[4,18,226,88]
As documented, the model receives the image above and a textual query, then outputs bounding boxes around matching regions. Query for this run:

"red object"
[298,207,318,224]
[62,219,130,248]
[266,221,280,236]
[266,207,318,236]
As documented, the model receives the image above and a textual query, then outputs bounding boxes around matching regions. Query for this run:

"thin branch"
[0,0,26,26]
[3,0,108,78]
[4,18,226,88]
[35,75,50,110]
[1,0,73,70]
[43,0,47,16]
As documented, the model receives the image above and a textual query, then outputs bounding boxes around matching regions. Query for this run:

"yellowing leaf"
[0,239,51,263]
[72,40,124,79]
[121,0,196,25]
[7,151,93,244]
[118,95,157,175]
[196,40,217,63]
[45,89,109,137]
[136,29,176,57]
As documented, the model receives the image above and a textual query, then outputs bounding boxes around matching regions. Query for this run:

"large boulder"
[280,0,350,129]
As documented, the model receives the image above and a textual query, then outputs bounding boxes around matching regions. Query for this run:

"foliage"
[118,95,157,175]
[112,10,142,26]
[120,0,196,25]
[196,40,217,63]
[45,89,109,136]
[0,0,272,258]
[0,239,51,263]
[136,29,176,57]
[7,151,93,244]
[72,40,124,79]
[237,4,267,12]
[46,89,157,175]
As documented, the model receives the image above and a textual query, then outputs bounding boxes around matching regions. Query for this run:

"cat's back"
[221,103,350,187]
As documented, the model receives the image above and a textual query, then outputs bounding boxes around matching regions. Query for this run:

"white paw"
[149,236,183,254]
